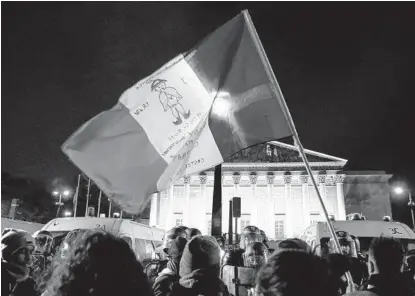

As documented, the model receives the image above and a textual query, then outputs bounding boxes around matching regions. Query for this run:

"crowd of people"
[2,224,415,296]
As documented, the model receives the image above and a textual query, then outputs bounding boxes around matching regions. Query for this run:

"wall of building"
[343,172,392,220]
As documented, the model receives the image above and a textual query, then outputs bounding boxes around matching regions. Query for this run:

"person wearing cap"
[170,235,229,296]
[151,79,190,125]
[153,236,188,296]
[1,228,38,296]
[275,238,312,254]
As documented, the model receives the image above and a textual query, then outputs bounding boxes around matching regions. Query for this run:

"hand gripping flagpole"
[243,10,355,290]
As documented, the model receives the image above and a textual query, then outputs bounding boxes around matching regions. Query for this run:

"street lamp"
[53,190,71,218]
[394,186,414,228]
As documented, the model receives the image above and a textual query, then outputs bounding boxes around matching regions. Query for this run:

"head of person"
[33,230,53,255]
[162,227,188,254]
[256,250,337,296]
[180,235,221,277]
[186,228,202,239]
[1,229,35,281]
[243,242,268,269]
[44,229,151,296]
[328,231,357,257]
[151,79,167,92]
[276,238,312,254]
[167,236,188,265]
[60,229,84,259]
[368,236,404,276]
[240,226,263,250]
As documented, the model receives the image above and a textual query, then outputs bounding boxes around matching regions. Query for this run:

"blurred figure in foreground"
[358,236,415,296]
[186,228,202,240]
[170,235,229,296]
[255,250,339,296]
[275,238,312,254]
[41,229,151,296]
[1,229,37,296]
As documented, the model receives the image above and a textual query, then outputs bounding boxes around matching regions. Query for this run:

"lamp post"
[394,187,414,228]
[53,190,70,218]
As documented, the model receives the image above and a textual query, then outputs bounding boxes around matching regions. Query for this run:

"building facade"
[149,141,392,239]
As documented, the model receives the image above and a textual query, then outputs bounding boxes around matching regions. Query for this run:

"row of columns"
[150,173,347,234]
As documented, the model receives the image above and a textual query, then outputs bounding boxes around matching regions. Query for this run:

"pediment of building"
[225,141,347,167]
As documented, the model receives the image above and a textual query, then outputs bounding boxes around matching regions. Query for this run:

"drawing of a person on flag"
[151,79,191,125]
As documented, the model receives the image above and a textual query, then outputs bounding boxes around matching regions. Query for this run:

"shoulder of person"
[344,291,379,296]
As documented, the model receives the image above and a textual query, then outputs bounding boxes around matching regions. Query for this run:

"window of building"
[310,213,320,225]
[274,214,285,239]
[174,213,183,226]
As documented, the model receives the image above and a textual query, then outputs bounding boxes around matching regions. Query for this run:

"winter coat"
[170,269,229,296]
[1,261,38,296]
[360,273,415,296]
[153,261,180,296]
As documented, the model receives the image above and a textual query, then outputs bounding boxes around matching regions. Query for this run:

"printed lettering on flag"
[120,55,223,189]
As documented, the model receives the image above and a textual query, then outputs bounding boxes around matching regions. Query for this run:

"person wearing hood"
[153,236,188,296]
[170,235,229,296]
[357,236,415,296]
[1,228,38,296]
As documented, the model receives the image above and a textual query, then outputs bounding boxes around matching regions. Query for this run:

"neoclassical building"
[148,141,392,240]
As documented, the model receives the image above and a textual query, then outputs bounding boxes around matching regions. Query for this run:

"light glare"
[212,92,231,118]
[394,187,404,194]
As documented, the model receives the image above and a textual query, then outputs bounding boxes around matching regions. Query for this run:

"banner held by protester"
[62,11,293,214]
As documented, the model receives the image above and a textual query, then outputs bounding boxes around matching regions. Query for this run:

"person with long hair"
[41,229,151,296]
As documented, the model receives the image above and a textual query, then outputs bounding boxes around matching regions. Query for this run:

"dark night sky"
[2,2,415,191]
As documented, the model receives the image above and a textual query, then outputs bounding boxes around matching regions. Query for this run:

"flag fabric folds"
[62,10,293,213]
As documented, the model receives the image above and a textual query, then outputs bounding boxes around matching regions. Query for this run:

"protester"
[275,238,312,254]
[357,236,415,296]
[186,228,202,239]
[41,229,151,296]
[1,229,38,296]
[153,236,188,296]
[255,250,338,296]
[243,242,268,269]
[162,227,188,254]
[170,235,229,296]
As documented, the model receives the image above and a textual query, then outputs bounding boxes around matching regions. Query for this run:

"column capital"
[183,176,191,185]
[300,175,309,184]
[317,174,327,184]
[283,175,292,184]
[232,174,241,185]
[249,173,258,185]
[266,174,275,185]
[199,174,207,185]
[335,174,346,184]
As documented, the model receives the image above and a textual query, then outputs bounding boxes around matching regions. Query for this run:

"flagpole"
[73,174,81,217]
[243,10,354,289]
[85,178,91,217]
[97,190,102,217]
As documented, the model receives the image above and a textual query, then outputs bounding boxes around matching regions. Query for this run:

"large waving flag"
[62,10,293,213]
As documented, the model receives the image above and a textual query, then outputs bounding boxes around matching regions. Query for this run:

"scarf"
[2,258,30,283]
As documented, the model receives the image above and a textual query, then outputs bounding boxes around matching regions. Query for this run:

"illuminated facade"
[149,141,392,239]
